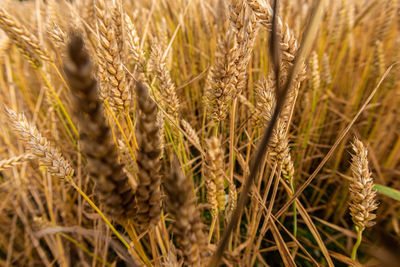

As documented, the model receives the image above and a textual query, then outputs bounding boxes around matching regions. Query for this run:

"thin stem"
[208,215,217,244]
[351,227,363,262]
[38,69,79,137]
[290,179,297,237]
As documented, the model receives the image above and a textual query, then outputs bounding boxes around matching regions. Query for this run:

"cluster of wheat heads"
[0,0,399,266]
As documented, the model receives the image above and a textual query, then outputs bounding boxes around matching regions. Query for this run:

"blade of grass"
[374,184,400,202]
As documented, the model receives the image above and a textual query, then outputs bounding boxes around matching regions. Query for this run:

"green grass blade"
[374,184,400,201]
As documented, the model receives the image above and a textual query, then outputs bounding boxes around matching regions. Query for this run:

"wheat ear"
[95,0,130,110]
[6,108,74,179]
[165,158,208,266]
[229,0,259,97]
[124,13,146,73]
[205,137,226,215]
[246,0,306,122]
[349,138,379,230]
[253,74,276,128]
[149,40,180,118]
[134,81,162,229]
[0,7,51,68]
[181,119,201,149]
[64,32,136,220]
[349,137,379,261]
[204,32,237,122]
[269,120,294,184]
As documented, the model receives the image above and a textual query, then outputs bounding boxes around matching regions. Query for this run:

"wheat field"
[0,0,399,266]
